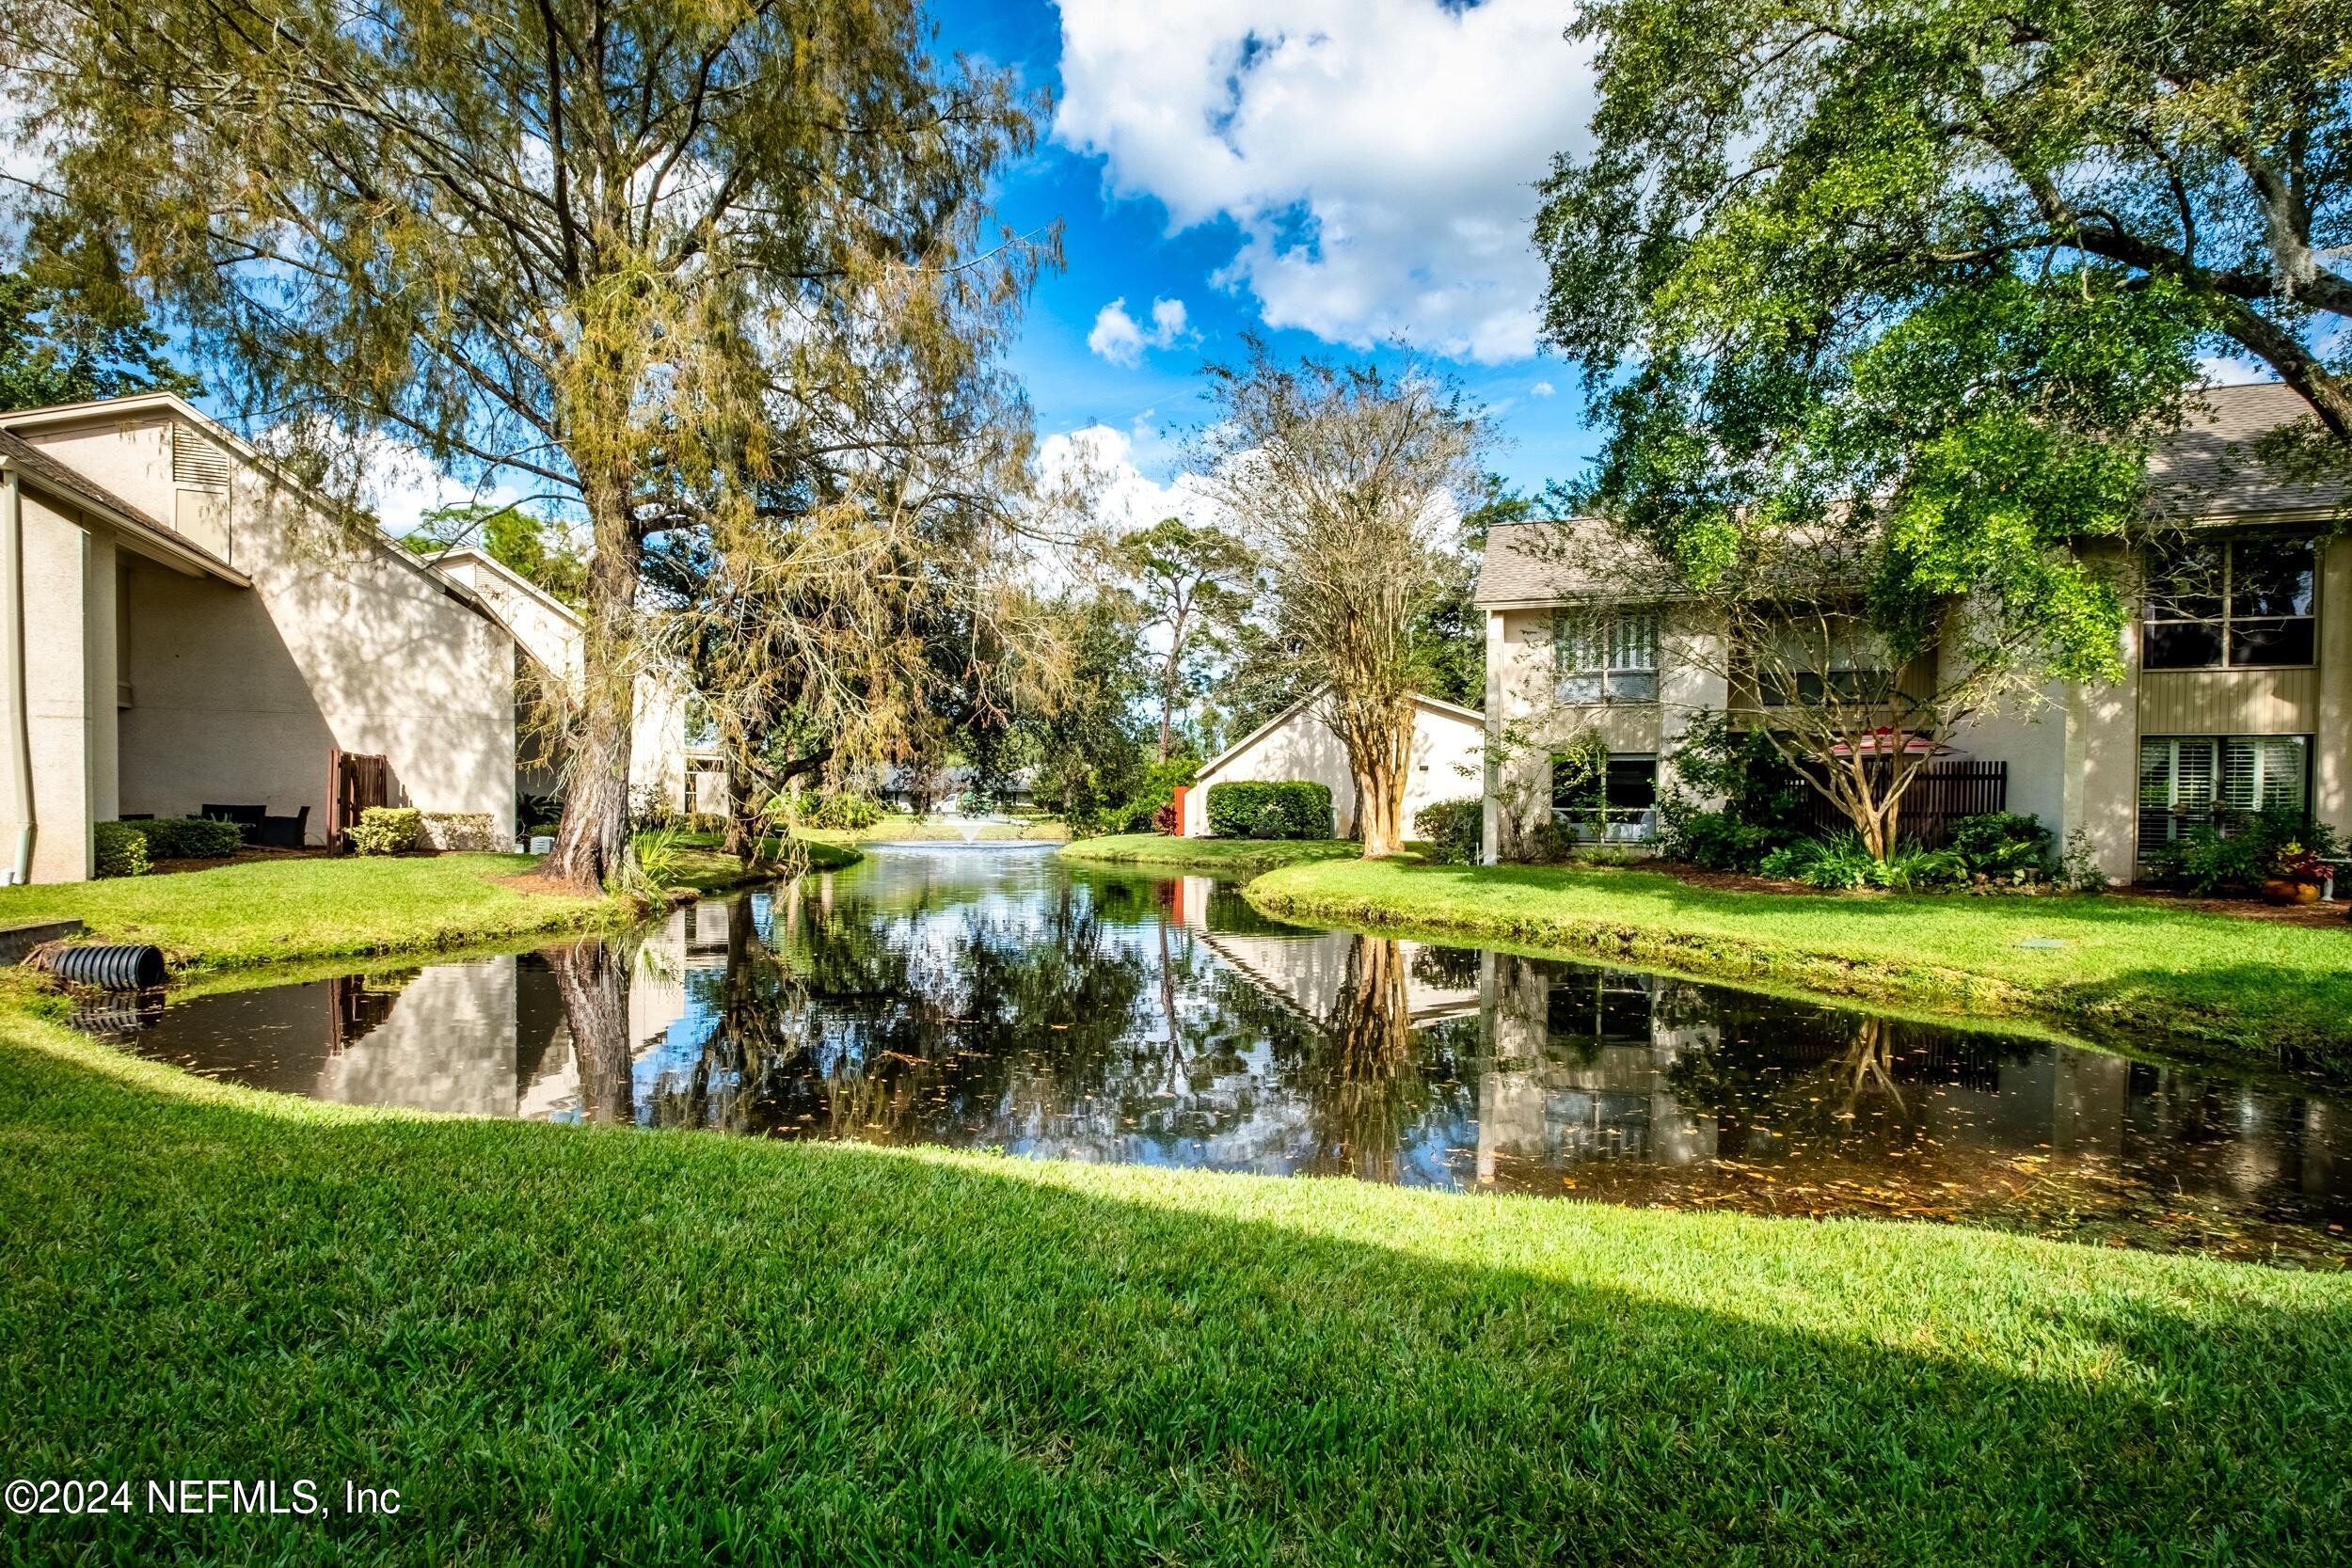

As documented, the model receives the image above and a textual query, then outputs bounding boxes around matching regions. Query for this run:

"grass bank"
[660,832,862,895]
[1059,832,1360,876]
[0,853,618,974]
[803,816,1071,846]
[5,1022,2349,1565]
[1249,857,2352,1076]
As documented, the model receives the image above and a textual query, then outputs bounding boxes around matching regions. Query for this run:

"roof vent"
[170,427,233,490]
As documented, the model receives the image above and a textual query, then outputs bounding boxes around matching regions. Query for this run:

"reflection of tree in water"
[546,935,636,1125]
[1286,938,1454,1183]
[1663,1003,1935,1154]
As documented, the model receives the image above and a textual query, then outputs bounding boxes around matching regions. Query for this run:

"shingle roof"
[1479,382,2343,607]
[1474,518,1673,607]
[2145,380,2345,517]
[0,427,179,538]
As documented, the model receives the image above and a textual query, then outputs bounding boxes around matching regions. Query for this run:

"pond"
[82,844,2352,1264]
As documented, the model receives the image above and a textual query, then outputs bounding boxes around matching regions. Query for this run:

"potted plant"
[2263,843,2329,906]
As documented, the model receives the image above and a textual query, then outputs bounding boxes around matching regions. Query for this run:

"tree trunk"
[544,477,641,893]
[1156,602,1189,763]
[548,936,634,1125]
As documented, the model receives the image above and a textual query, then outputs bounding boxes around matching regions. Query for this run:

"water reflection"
[87,845,2352,1263]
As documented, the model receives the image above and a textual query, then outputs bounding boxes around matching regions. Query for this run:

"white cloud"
[1086,295,1196,366]
[1530,379,1556,397]
[1036,416,1216,538]
[356,434,538,541]
[1055,0,1595,364]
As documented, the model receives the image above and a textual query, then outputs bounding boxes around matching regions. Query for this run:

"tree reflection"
[546,935,635,1125]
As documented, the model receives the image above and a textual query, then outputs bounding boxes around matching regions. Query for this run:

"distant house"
[0,392,517,882]
[1177,687,1485,839]
[1475,381,2351,880]
[877,764,1037,814]
[427,547,726,821]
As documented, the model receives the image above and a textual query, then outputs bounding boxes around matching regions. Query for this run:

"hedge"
[93,822,151,878]
[122,816,244,861]
[1203,781,1334,840]
[348,807,423,855]
[1414,797,1481,864]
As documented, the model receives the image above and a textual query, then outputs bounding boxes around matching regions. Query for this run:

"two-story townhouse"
[1477,382,2352,881]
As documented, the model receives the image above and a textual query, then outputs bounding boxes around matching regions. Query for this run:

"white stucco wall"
[12,406,516,878]
[1180,692,1485,838]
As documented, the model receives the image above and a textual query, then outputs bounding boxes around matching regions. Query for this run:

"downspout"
[0,461,32,883]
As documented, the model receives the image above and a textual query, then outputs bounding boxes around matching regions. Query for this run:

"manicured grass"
[3,1021,2347,1565]
[802,816,1072,845]
[1059,832,1362,875]
[658,832,863,895]
[1249,857,2352,1076]
[0,853,617,974]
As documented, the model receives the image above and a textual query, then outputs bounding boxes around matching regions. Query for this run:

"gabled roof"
[0,426,247,584]
[1475,518,1672,608]
[2147,380,2346,519]
[428,546,585,630]
[1194,686,1484,784]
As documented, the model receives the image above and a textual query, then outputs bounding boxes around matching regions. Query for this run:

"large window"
[2137,735,2311,852]
[1553,753,1659,840]
[2142,538,2316,670]
[1553,610,1659,704]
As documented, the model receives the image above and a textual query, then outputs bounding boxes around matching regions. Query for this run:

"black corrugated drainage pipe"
[40,943,166,990]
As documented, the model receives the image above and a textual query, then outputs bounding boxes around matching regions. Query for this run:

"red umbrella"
[1828,728,1955,758]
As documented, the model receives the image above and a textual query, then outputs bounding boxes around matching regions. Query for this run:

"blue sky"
[930,0,1605,521]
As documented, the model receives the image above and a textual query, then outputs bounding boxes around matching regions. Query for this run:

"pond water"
[84,844,2352,1264]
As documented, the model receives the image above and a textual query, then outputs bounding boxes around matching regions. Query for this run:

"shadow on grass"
[5,1032,2350,1566]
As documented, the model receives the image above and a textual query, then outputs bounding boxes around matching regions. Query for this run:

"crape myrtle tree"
[1197,343,1488,859]
[1534,0,2351,852]
[1,0,1049,892]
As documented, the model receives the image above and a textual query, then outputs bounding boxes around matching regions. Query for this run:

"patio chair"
[259,806,310,849]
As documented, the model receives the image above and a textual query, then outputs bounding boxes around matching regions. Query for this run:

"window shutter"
[171,427,233,489]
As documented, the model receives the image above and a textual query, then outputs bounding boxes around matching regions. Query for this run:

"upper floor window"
[1553,610,1658,704]
[2143,537,2316,670]
[1757,625,1894,707]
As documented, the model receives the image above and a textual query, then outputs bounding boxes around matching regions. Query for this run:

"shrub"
[1947,813,2055,882]
[2059,827,2107,893]
[124,816,245,861]
[347,806,422,855]
[1151,801,1179,836]
[2153,801,2342,895]
[1761,832,1964,891]
[93,822,151,879]
[1204,781,1333,840]
[631,828,685,890]
[1414,798,1482,864]
[804,792,882,832]
[1657,804,1794,872]
[420,812,501,852]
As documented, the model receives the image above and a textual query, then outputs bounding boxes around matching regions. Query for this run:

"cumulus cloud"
[1055,0,1595,364]
[1530,379,1556,397]
[1086,295,1195,366]
[1036,415,1217,538]
[355,434,541,542]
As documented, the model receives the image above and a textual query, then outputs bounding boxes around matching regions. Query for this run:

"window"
[1547,970,1655,1045]
[1553,753,1659,840]
[1553,610,1659,704]
[1758,624,1894,706]
[2142,538,2316,670]
[2137,736,2310,853]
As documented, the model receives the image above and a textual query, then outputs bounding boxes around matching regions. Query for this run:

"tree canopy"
[1535,0,2351,693]
[0,259,196,412]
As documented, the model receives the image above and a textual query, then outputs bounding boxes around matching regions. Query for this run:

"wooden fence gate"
[328,749,395,844]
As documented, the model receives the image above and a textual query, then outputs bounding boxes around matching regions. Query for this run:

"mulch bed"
[144,847,337,876]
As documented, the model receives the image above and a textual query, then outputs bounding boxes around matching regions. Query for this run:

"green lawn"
[1059,832,1362,875]
[660,832,862,895]
[1250,857,2352,1076]
[0,853,617,974]
[3,1020,2347,1565]
[802,816,1072,845]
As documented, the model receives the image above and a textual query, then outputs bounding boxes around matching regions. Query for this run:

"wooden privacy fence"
[1802,760,2008,849]
[328,749,396,843]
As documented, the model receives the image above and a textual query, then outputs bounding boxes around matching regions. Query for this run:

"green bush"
[1414,798,1482,864]
[2153,801,2343,895]
[1763,832,1967,892]
[124,816,245,860]
[804,792,882,831]
[1204,781,1333,840]
[1657,804,1795,871]
[93,822,151,879]
[347,806,422,856]
[1947,813,2055,882]
[1248,802,1289,840]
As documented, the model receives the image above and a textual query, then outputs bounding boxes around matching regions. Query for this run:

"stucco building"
[0,392,518,883]
[1177,686,1486,840]
[1477,382,2352,881]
